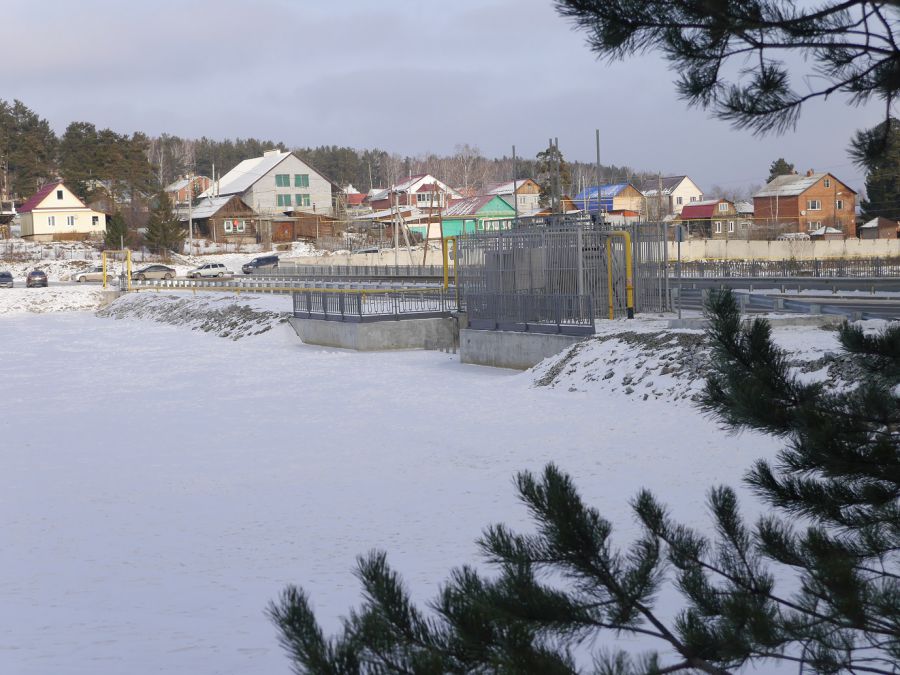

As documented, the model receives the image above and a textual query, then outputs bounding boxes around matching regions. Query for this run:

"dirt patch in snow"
[97,292,290,339]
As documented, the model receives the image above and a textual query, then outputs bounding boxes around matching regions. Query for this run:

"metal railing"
[673,257,900,278]
[259,264,448,279]
[292,288,454,322]
[466,292,595,335]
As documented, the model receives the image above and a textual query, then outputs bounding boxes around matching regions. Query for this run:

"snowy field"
[0,296,828,674]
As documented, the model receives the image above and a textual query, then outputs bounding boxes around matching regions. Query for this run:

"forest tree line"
[0,99,654,210]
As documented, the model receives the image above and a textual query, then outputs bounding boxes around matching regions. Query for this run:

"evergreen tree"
[0,99,57,199]
[536,143,573,209]
[270,291,900,674]
[766,158,794,183]
[851,118,900,222]
[144,191,184,257]
[104,212,128,250]
[554,1,899,159]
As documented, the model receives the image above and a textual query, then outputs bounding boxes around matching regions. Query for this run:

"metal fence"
[455,218,668,332]
[673,257,900,278]
[292,288,453,322]
[466,293,595,335]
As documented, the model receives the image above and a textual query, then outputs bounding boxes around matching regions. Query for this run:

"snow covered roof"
[735,201,754,214]
[485,179,536,195]
[443,195,514,217]
[203,150,291,197]
[755,173,829,198]
[181,195,244,220]
[369,175,461,202]
[165,178,191,193]
[809,226,843,236]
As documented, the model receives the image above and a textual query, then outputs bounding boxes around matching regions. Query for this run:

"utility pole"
[188,173,194,256]
[512,145,519,228]
[595,129,601,224]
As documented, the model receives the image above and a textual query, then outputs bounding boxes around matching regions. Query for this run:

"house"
[573,183,644,216]
[753,170,857,237]
[368,174,462,212]
[18,181,106,241]
[641,176,704,217]
[164,175,212,207]
[858,216,898,239]
[677,199,738,238]
[423,195,517,238]
[485,179,541,214]
[202,150,334,217]
[182,195,259,244]
[809,226,844,241]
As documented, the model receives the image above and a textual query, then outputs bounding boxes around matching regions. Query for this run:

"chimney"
[806,169,814,177]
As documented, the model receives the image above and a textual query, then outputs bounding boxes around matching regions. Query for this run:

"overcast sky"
[7,0,886,194]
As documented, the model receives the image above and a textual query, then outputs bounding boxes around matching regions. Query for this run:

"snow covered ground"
[0,294,848,674]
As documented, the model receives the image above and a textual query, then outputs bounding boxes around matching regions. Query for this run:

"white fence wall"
[668,239,900,261]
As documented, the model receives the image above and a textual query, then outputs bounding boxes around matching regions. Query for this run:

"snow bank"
[96,291,291,339]
[0,285,107,314]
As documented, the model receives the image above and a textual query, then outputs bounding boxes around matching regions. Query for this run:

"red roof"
[18,181,63,213]
[346,193,367,206]
[415,182,441,194]
[679,200,729,220]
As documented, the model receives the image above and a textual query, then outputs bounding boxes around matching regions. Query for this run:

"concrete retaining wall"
[668,238,900,261]
[459,328,584,370]
[290,248,444,266]
[289,316,457,351]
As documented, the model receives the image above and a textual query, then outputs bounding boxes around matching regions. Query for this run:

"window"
[718,202,728,212]
[275,174,290,187]
[91,216,99,226]
[836,199,844,210]
[294,174,309,188]
[277,194,291,207]
[808,221,821,230]
[728,221,735,233]
[224,221,233,233]
[807,199,821,211]
[676,196,683,205]
[824,178,831,188]
[47,216,55,227]
[56,190,63,200]
[690,196,698,202]
[715,221,722,234]
[66,215,75,226]
[295,194,311,207]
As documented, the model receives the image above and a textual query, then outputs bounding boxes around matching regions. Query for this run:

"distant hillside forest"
[0,98,650,205]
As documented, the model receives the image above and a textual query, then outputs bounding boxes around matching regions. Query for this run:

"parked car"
[241,255,279,274]
[26,270,48,288]
[187,262,230,278]
[355,247,380,254]
[0,271,12,288]
[74,266,114,283]
[131,264,176,281]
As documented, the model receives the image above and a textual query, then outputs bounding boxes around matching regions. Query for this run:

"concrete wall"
[667,238,900,261]
[289,316,457,351]
[459,328,583,370]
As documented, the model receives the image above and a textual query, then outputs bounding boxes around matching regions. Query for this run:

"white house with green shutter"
[201,150,333,217]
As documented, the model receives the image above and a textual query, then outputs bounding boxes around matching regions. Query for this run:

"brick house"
[858,216,899,239]
[164,175,212,207]
[754,171,857,237]
[677,199,738,238]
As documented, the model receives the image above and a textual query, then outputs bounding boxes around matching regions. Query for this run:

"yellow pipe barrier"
[605,230,635,319]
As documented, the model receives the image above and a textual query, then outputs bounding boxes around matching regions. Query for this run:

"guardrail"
[129,277,447,294]
[465,292,595,336]
[260,264,448,279]
[292,288,453,322]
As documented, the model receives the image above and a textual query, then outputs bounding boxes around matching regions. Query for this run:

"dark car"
[0,271,12,288]
[131,264,176,281]
[241,255,279,274]
[26,270,48,288]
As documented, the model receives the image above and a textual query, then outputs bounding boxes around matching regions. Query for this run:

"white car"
[187,262,230,278]
[74,266,115,283]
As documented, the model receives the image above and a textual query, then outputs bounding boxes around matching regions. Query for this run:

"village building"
[484,179,542,214]
[858,216,899,239]
[431,195,517,237]
[573,183,644,217]
[677,199,738,239]
[202,150,334,217]
[367,175,462,212]
[753,171,857,237]
[641,175,704,217]
[18,181,106,241]
[164,175,212,207]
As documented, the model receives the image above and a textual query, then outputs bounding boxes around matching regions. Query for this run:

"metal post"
[595,129,601,223]
[677,224,683,320]
[512,145,519,228]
